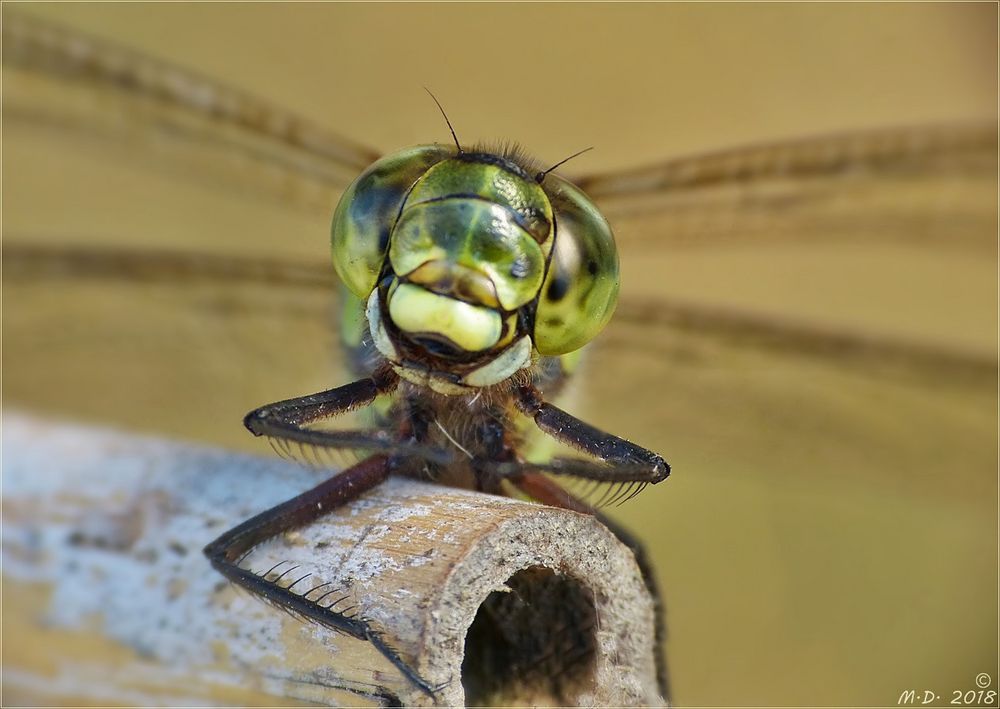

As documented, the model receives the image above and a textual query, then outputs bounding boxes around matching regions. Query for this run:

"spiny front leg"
[481,457,665,507]
[514,383,670,481]
[244,371,445,465]
[203,454,438,699]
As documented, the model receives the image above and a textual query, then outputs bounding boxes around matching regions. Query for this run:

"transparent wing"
[576,122,998,360]
[4,10,995,439]
[2,10,371,261]
[570,118,998,500]
[2,11,362,447]
[3,247,343,450]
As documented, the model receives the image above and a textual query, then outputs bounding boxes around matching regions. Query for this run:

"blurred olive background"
[3,3,997,707]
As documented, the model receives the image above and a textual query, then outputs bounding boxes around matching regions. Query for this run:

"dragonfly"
[204,122,673,701]
[3,7,997,707]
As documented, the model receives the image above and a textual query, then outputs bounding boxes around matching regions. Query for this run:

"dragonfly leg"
[244,369,392,441]
[244,369,451,465]
[203,453,438,699]
[514,384,670,482]
[472,413,662,503]
[511,471,672,703]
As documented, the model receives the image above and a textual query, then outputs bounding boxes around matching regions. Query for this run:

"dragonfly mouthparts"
[404,260,500,310]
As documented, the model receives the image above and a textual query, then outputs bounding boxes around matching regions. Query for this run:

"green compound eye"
[533,176,620,355]
[331,145,453,299]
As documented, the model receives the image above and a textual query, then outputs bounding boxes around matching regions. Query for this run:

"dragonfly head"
[331,145,619,392]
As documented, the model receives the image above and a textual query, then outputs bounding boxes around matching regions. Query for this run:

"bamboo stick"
[2,414,663,707]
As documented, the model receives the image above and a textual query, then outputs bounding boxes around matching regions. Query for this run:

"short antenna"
[535,146,594,183]
[424,87,462,154]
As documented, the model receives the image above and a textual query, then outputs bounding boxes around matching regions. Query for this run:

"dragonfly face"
[332,145,619,394]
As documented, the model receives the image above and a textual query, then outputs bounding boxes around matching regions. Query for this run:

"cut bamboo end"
[3,414,664,707]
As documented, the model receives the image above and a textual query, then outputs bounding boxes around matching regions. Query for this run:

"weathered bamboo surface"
[2,414,663,707]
